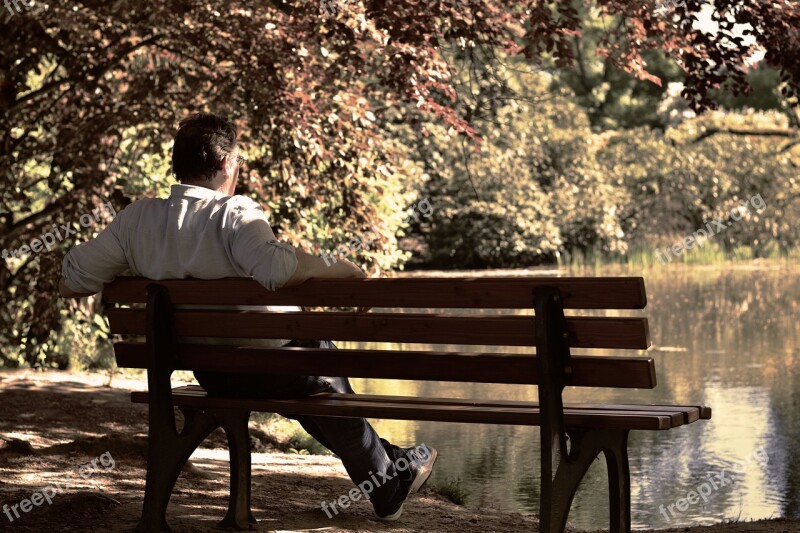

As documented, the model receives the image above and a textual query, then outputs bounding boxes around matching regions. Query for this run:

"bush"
[417,79,799,268]
[420,79,630,268]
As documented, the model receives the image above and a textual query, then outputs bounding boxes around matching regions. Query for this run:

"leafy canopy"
[1,0,799,366]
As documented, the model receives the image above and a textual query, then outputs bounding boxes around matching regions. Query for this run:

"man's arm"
[58,277,97,298]
[281,248,366,287]
[230,204,368,289]
[59,209,129,299]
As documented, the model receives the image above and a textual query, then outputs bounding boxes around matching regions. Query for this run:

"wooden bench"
[101,276,711,533]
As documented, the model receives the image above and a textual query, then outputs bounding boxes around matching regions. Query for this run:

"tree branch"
[9,34,164,113]
[2,197,68,245]
[691,127,798,144]
[779,139,800,153]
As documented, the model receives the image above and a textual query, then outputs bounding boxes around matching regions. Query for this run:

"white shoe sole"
[375,504,404,522]
[408,446,438,495]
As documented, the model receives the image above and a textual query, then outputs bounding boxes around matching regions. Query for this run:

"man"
[59,113,436,520]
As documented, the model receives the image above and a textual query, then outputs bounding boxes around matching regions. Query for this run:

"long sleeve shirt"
[62,184,298,294]
[61,184,300,348]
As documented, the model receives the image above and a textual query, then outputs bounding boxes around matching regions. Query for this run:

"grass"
[430,477,470,505]
[557,240,800,269]
[250,412,333,455]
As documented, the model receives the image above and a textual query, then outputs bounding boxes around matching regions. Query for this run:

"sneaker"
[404,444,438,495]
[374,444,438,521]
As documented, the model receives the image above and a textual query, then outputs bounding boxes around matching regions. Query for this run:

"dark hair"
[172,113,238,182]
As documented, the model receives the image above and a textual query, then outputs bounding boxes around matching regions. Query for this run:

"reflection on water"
[343,263,800,529]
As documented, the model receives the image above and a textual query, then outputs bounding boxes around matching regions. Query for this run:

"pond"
[344,262,800,530]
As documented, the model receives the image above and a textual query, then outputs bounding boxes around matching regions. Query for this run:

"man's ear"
[226,154,239,175]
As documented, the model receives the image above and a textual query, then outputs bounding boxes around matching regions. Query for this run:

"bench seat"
[131,385,710,431]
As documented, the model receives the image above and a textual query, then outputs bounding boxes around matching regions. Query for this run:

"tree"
[600,108,800,254]
[552,12,791,130]
[418,72,629,268]
[1,0,799,366]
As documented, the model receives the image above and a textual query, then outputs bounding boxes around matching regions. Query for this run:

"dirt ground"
[0,369,798,533]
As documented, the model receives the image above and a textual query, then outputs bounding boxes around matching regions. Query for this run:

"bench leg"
[603,430,631,533]
[135,407,222,533]
[217,409,257,530]
[540,430,599,532]
[539,429,631,533]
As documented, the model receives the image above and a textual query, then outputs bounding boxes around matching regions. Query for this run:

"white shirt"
[61,184,300,347]
[62,184,298,293]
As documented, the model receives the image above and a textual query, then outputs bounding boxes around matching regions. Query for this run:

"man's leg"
[287,374,407,516]
[194,341,409,515]
[291,410,404,515]
[288,378,401,456]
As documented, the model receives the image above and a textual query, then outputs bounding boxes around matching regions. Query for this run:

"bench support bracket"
[535,287,631,533]
[135,285,256,532]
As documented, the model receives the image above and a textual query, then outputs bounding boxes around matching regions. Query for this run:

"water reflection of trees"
[349,266,799,527]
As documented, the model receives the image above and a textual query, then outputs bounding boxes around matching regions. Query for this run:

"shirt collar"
[170,184,229,200]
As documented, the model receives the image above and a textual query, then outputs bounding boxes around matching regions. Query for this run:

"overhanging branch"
[691,126,798,144]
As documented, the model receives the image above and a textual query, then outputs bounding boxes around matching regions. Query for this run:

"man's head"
[172,113,242,193]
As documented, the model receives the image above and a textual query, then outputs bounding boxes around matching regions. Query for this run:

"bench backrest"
[102,276,654,390]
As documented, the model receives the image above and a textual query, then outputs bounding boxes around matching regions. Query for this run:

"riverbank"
[1,369,798,532]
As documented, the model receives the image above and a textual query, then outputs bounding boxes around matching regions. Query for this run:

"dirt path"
[0,370,798,533]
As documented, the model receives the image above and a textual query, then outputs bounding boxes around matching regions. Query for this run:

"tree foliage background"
[1,0,799,367]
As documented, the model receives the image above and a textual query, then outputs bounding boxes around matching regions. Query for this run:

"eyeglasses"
[235,155,247,168]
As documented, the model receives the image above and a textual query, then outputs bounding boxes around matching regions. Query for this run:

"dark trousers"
[194,340,405,515]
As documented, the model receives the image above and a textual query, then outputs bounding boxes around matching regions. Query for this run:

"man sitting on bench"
[58,112,437,521]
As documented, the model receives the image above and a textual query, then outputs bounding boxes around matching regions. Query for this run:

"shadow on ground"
[0,370,539,532]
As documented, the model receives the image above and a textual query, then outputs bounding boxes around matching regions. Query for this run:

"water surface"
[344,263,800,529]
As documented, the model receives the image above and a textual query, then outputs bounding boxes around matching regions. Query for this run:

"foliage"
[420,75,629,268]
[417,73,799,268]
[600,109,800,256]
[2,0,800,366]
[551,12,793,130]
[551,8,685,130]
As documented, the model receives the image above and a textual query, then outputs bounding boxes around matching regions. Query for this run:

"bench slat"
[102,277,647,310]
[107,310,651,350]
[149,386,709,423]
[337,394,711,423]
[286,393,709,423]
[113,343,658,388]
[150,386,710,423]
[130,387,704,430]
